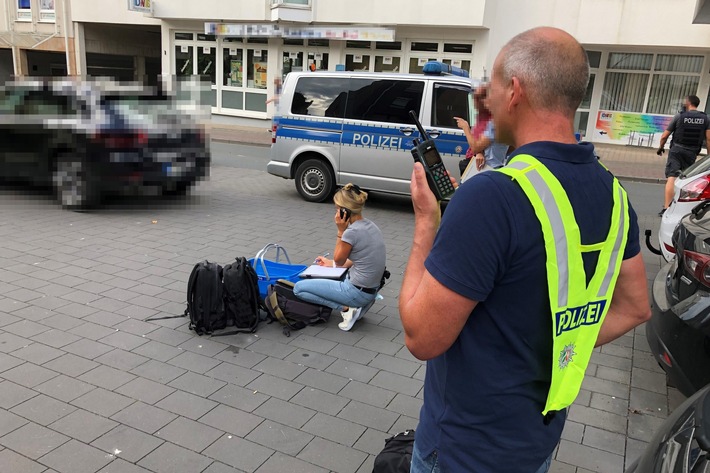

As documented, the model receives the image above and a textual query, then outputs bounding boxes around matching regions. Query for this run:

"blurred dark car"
[647,201,710,397]
[0,78,210,210]
[625,383,710,472]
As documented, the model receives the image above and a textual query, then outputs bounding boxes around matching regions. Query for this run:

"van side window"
[345,79,424,124]
[432,83,471,129]
[291,77,347,118]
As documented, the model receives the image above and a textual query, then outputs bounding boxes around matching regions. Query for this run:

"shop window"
[248,38,268,44]
[607,52,653,71]
[443,43,472,54]
[223,48,243,87]
[308,52,328,72]
[409,57,437,74]
[574,111,589,139]
[647,74,700,115]
[345,54,370,72]
[308,39,329,47]
[374,56,400,73]
[283,39,304,46]
[175,45,193,77]
[580,74,595,109]
[411,42,438,52]
[601,72,647,112]
[197,46,216,85]
[39,0,55,22]
[586,50,601,69]
[283,51,304,76]
[272,0,310,5]
[197,34,216,42]
[175,32,194,40]
[17,0,31,20]
[345,78,424,124]
[443,59,471,74]
[291,76,347,117]
[247,49,268,89]
[375,41,402,51]
[654,54,703,73]
[346,40,371,49]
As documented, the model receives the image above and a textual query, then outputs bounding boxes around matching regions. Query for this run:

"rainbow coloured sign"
[595,111,672,147]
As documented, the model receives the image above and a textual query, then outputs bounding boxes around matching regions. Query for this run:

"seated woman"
[293,183,386,331]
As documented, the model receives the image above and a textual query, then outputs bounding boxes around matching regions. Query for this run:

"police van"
[267,62,474,202]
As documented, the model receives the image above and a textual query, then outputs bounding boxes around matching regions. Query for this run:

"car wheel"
[52,154,99,210]
[295,158,334,203]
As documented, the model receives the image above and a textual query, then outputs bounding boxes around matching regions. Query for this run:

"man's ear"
[509,76,523,112]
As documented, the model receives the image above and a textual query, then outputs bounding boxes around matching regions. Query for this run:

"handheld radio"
[408,110,456,200]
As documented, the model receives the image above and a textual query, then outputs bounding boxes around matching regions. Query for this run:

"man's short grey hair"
[501,30,590,114]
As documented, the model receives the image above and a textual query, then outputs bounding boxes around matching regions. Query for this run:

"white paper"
[353,54,363,63]
[299,265,348,280]
[289,52,298,59]
[417,57,428,66]
[383,56,393,65]
[314,53,323,60]
[180,45,189,53]
[202,46,211,54]
[452,59,462,68]
[229,48,237,55]
[254,49,262,57]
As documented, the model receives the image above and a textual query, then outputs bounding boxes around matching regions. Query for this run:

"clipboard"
[299,265,348,280]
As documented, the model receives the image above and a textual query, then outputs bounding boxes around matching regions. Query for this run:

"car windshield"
[682,154,710,179]
[100,94,177,126]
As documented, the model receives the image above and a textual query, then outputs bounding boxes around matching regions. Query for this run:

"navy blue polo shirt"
[418,141,640,472]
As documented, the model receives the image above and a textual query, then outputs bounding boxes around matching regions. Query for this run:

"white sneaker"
[339,307,362,331]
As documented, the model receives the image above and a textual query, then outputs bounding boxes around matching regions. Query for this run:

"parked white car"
[659,154,710,261]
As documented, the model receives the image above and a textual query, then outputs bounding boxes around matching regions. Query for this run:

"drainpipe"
[62,0,71,75]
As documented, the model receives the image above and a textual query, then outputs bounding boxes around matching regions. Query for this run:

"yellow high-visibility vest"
[498,154,629,415]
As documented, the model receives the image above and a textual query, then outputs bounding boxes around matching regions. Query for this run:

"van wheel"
[52,153,99,210]
[295,158,334,203]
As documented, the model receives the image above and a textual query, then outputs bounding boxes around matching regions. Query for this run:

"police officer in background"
[657,95,710,216]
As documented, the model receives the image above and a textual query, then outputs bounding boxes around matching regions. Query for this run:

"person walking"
[400,27,651,473]
[657,95,710,216]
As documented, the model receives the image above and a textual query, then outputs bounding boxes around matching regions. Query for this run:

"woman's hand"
[314,256,333,267]
[475,152,485,171]
[334,209,349,234]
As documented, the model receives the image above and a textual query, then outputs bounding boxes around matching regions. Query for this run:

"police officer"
[657,95,710,216]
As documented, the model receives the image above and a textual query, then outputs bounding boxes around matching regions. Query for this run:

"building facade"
[4,0,710,146]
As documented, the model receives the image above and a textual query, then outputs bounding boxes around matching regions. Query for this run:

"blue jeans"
[410,441,553,473]
[293,277,375,312]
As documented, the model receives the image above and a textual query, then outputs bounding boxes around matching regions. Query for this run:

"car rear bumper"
[647,262,710,397]
[267,160,290,178]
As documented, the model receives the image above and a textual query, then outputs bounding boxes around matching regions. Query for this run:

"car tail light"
[678,175,710,202]
[664,243,676,254]
[271,123,277,144]
[661,351,673,367]
[93,131,149,149]
[683,250,710,287]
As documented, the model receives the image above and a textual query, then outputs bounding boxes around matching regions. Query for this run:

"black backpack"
[185,261,226,335]
[220,257,260,334]
[264,279,331,336]
[373,430,415,473]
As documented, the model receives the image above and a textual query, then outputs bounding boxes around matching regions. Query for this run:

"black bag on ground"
[218,257,260,334]
[185,260,226,335]
[264,279,331,336]
[373,430,415,473]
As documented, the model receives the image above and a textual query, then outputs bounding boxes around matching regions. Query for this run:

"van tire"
[295,158,334,203]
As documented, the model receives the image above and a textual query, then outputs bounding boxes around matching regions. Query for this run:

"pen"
[314,252,330,264]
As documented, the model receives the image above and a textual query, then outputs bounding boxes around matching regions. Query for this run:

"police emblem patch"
[558,344,577,369]
[455,145,463,153]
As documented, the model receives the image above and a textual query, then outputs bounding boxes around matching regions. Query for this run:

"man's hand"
[411,163,441,225]
[657,147,665,156]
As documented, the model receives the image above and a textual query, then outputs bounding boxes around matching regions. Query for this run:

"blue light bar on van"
[422,61,469,78]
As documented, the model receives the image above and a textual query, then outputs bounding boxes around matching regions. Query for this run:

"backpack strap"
[145,262,201,322]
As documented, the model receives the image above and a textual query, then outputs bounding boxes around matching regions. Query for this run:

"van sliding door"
[340,78,424,195]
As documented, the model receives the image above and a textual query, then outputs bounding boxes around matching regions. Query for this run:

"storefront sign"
[128,0,152,14]
[594,111,672,147]
[205,23,396,42]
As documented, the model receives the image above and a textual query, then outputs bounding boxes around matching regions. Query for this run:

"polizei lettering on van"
[554,300,607,336]
[352,133,403,149]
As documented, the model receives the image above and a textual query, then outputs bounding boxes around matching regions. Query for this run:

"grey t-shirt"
[341,218,386,288]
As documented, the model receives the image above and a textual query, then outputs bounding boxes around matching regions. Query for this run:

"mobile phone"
[339,208,351,221]
[409,110,456,200]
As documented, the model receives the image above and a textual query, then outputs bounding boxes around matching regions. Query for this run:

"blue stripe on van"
[275,116,468,157]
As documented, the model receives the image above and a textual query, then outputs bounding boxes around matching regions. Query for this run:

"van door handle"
[400,127,414,136]
[428,129,441,139]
